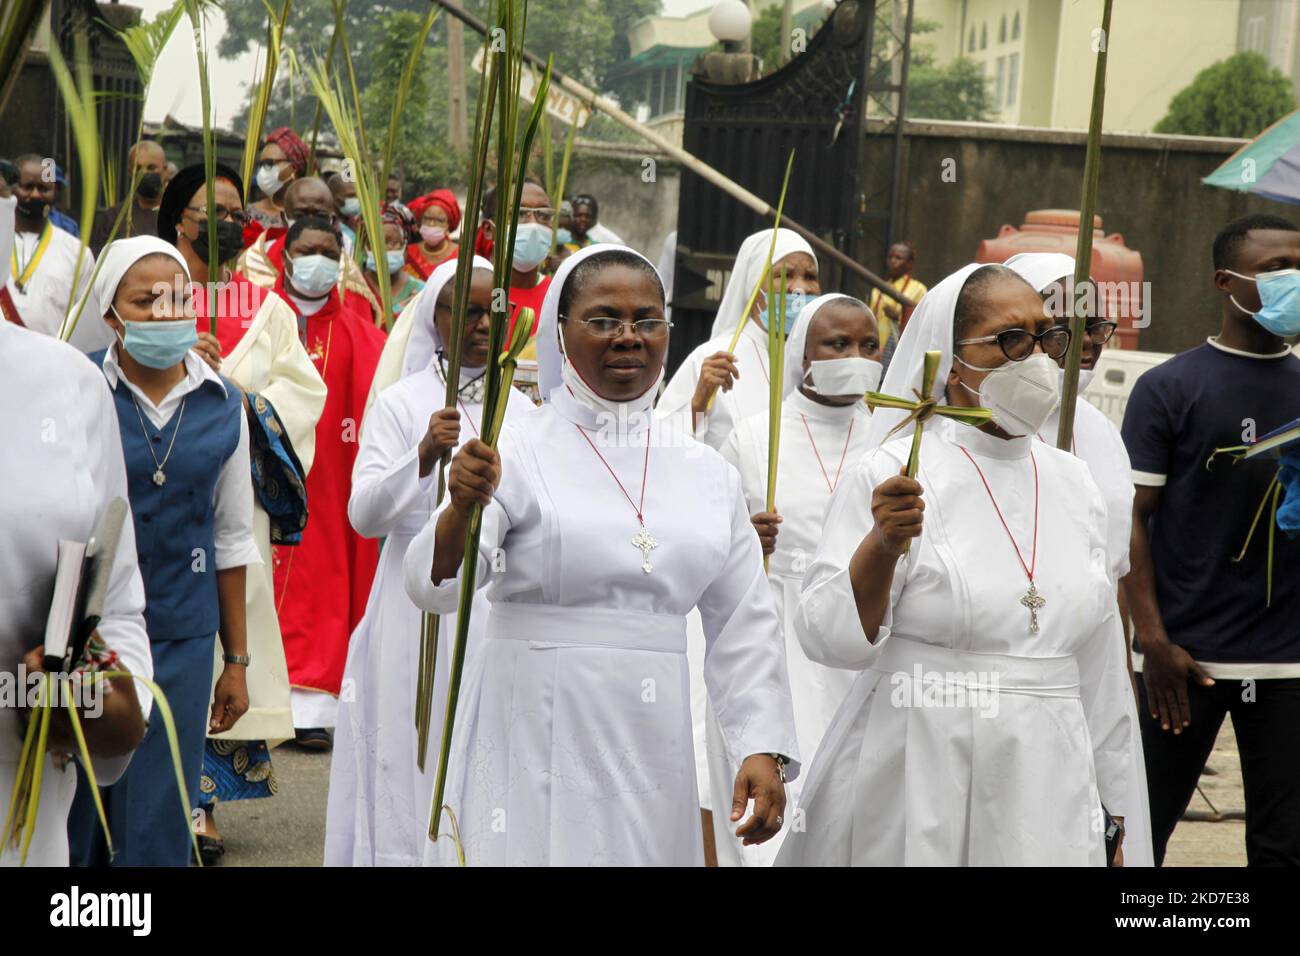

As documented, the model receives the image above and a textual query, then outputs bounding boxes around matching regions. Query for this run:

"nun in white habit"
[656,228,819,450]
[325,256,533,866]
[1003,252,1152,867]
[777,262,1135,867]
[706,293,882,866]
[1,195,155,866]
[403,244,800,866]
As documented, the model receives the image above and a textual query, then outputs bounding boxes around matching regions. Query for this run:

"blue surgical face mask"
[340,197,361,218]
[763,290,810,334]
[512,221,553,272]
[366,249,406,275]
[114,309,198,370]
[1225,267,1300,336]
[288,253,340,298]
[555,227,573,247]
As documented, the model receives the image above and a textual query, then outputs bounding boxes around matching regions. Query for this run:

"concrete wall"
[563,140,681,264]
[861,119,1281,354]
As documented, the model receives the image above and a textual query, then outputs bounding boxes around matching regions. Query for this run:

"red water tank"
[975,209,1145,350]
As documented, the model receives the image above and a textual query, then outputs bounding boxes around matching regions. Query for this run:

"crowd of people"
[1,121,1297,869]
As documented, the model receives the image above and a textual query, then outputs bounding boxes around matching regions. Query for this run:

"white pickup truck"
[1086,345,1300,429]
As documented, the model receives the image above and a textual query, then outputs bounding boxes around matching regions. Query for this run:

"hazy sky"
[134,0,258,128]
[135,0,720,128]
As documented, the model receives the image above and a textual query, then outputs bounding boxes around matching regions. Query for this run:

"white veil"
[864,262,989,450]
[535,243,665,401]
[709,228,816,340]
[781,292,862,398]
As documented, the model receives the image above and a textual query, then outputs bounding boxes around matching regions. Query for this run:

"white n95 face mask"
[806,357,882,397]
[1058,366,1096,392]
[956,351,1061,436]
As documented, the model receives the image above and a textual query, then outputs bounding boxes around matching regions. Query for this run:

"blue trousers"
[68,634,215,867]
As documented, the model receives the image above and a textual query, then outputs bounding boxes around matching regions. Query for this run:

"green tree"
[906,57,994,122]
[1154,52,1295,138]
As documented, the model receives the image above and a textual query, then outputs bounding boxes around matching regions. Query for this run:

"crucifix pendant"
[1020,581,1045,634]
[152,468,166,487]
[631,523,658,574]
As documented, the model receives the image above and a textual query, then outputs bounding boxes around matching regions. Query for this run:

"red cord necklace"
[800,414,854,494]
[958,446,1045,634]
[573,424,658,573]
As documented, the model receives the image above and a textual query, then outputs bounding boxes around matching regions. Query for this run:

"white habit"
[325,257,534,866]
[778,263,1134,866]
[1005,251,1151,866]
[403,245,800,866]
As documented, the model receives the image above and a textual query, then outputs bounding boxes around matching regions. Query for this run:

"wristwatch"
[768,753,787,784]
[222,652,252,666]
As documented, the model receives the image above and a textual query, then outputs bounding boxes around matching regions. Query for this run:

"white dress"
[324,370,533,866]
[778,426,1134,866]
[708,389,872,865]
[0,318,153,866]
[209,292,327,742]
[657,321,772,450]
[1039,396,1153,867]
[403,389,800,866]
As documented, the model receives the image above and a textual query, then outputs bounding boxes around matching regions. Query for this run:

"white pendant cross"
[631,524,658,574]
[1020,582,1046,634]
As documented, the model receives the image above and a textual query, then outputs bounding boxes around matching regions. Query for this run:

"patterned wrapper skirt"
[198,738,277,805]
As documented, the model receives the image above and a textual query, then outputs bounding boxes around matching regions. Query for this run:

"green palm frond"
[116,0,186,92]
[0,0,49,115]
[240,0,293,205]
[379,5,439,197]
[46,34,99,341]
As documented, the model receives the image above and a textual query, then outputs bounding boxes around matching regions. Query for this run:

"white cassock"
[403,386,800,866]
[325,365,533,866]
[1004,251,1151,866]
[709,388,873,865]
[1039,395,1152,866]
[778,426,1134,866]
[656,228,816,451]
[5,222,112,353]
[0,313,153,866]
[211,291,327,742]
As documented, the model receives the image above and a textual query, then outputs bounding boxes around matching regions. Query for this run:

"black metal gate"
[669,0,907,374]
[1,0,143,220]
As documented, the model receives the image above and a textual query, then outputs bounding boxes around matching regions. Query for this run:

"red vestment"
[270,271,386,698]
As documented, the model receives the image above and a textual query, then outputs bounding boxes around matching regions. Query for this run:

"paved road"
[206,723,1249,867]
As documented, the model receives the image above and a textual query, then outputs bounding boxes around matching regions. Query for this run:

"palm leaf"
[379,5,440,197]
[45,34,98,341]
[0,0,51,115]
[416,18,501,775]
[712,150,796,412]
[181,0,222,330]
[429,0,553,851]
[239,0,294,205]
[304,57,390,324]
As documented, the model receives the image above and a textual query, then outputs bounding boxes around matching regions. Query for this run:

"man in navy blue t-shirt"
[1123,213,1300,866]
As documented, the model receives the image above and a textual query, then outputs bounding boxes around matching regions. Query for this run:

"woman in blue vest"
[69,236,259,866]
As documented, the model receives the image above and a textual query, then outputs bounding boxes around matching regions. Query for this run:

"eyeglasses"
[561,316,672,339]
[518,207,554,226]
[186,204,249,225]
[434,302,490,325]
[957,326,1071,361]
[1083,320,1118,345]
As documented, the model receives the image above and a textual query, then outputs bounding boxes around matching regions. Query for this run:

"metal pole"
[427,0,913,307]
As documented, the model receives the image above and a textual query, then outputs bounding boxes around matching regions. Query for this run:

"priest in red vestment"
[269,215,387,746]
